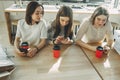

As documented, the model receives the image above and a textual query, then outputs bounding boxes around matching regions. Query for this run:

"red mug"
[53,45,60,58]
[19,42,29,53]
[53,50,60,58]
[95,46,103,58]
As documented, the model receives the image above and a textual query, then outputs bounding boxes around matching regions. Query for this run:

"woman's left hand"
[27,47,38,57]
[61,37,72,44]
[103,45,111,54]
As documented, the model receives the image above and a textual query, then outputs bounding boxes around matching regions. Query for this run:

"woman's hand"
[16,49,26,57]
[54,36,64,44]
[61,37,72,44]
[27,47,38,57]
[54,36,73,44]
[103,45,110,54]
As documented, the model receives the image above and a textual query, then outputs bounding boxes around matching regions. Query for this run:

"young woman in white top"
[14,1,47,57]
[75,6,114,53]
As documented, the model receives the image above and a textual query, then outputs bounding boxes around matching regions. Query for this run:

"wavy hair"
[52,6,73,38]
[25,1,44,25]
[90,6,109,25]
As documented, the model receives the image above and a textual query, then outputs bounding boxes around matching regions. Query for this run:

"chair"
[11,20,18,44]
[111,22,120,41]
[72,20,80,37]
[111,22,120,34]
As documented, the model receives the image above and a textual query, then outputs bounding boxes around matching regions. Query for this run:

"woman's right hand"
[54,36,64,44]
[103,45,110,54]
[16,49,26,57]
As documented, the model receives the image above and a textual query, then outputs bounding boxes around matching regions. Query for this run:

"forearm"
[14,37,21,51]
[36,39,46,50]
[76,40,96,51]
[27,39,46,57]
[106,39,114,48]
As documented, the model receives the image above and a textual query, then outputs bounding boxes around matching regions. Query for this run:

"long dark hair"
[52,6,73,38]
[90,6,109,25]
[25,1,44,25]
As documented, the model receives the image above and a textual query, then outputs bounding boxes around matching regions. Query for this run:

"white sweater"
[76,18,114,43]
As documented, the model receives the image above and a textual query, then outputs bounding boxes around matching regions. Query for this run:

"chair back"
[72,20,80,37]
[111,22,120,34]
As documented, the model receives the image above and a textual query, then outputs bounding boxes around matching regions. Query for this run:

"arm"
[36,39,46,50]
[47,27,54,44]
[14,20,27,56]
[75,19,97,52]
[27,20,47,57]
[76,40,97,51]
[47,21,55,45]
[27,39,46,57]
[38,20,47,48]
[105,21,114,48]
[103,22,114,54]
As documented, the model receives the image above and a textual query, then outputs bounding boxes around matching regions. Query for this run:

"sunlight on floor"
[104,59,111,68]
[48,57,63,73]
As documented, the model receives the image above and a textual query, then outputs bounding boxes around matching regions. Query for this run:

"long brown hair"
[90,6,109,25]
[25,1,44,25]
[52,6,73,38]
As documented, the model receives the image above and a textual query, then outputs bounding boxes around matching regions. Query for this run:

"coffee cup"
[95,46,103,58]
[53,45,60,58]
[19,42,29,53]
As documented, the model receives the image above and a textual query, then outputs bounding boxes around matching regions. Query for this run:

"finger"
[19,53,26,57]
[58,36,64,40]
[64,39,68,42]
[56,38,60,41]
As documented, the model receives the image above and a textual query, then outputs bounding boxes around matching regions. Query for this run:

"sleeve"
[69,32,73,40]
[47,24,54,40]
[47,22,52,31]
[15,20,22,38]
[40,22,47,39]
[106,21,114,41]
[75,19,89,41]
[47,21,55,41]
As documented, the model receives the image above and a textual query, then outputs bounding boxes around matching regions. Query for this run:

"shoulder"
[81,17,91,27]
[47,20,55,29]
[39,19,46,24]
[82,17,90,24]
[18,19,27,27]
[18,19,25,24]
[84,17,90,22]
[105,20,112,28]
[37,19,47,28]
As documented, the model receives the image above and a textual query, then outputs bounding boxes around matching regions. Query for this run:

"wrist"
[34,46,39,53]
[104,45,111,49]
[53,39,57,44]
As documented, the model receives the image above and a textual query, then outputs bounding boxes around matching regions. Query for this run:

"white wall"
[0,1,14,22]
[1,1,120,25]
